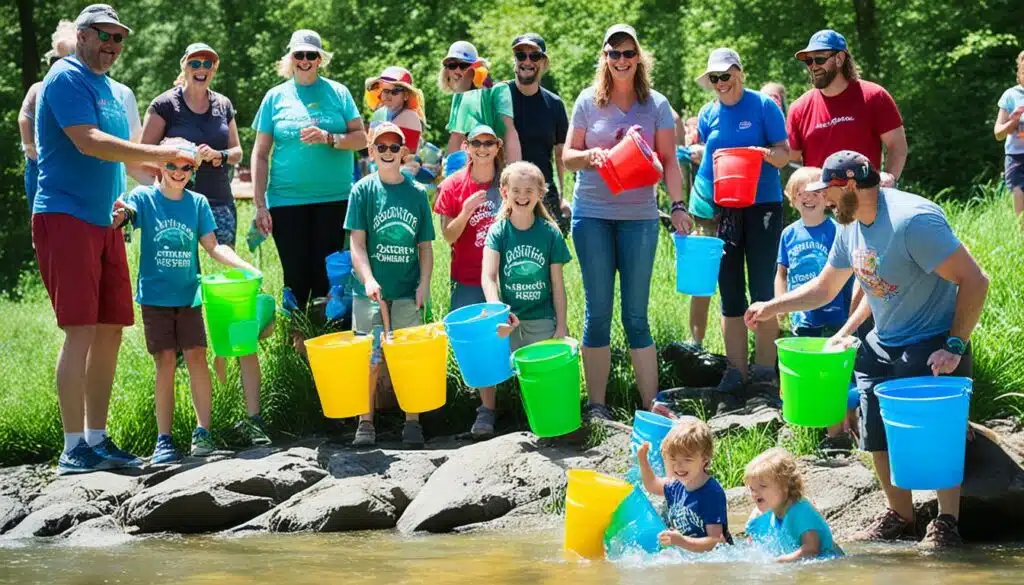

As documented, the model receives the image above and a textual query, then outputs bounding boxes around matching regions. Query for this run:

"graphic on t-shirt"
[503,244,547,302]
[469,200,497,248]
[788,241,829,288]
[372,206,419,264]
[853,247,898,300]
[814,115,855,130]
[153,218,195,269]
[669,501,706,536]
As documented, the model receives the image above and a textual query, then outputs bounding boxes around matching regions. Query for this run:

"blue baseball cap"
[805,150,875,192]
[795,30,848,60]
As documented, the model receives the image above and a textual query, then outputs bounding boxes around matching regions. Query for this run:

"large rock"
[799,457,878,519]
[708,404,783,437]
[4,502,106,538]
[30,471,141,512]
[61,515,132,547]
[0,465,52,504]
[0,495,28,534]
[118,488,275,534]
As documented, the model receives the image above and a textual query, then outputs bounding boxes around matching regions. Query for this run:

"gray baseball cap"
[75,4,132,34]
[603,24,638,46]
[696,48,742,89]
[183,42,218,60]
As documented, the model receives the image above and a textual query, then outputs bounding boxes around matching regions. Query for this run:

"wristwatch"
[219,149,229,164]
[326,132,336,147]
[944,336,967,356]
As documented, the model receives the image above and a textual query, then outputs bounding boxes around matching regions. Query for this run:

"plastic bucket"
[625,410,674,486]
[563,469,633,559]
[304,332,373,418]
[604,488,667,556]
[201,269,262,358]
[256,293,275,333]
[713,147,762,208]
[776,337,857,428]
[673,234,724,297]
[512,338,582,438]
[443,303,514,387]
[382,323,449,413]
[444,150,469,176]
[596,128,664,195]
[325,251,352,288]
[876,377,972,490]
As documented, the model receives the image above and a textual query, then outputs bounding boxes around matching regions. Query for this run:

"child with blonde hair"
[637,416,731,552]
[744,448,841,561]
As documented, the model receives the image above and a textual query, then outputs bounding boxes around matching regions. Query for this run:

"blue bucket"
[875,376,972,490]
[673,234,724,297]
[604,488,667,556]
[444,150,469,176]
[325,251,352,288]
[443,302,514,387]
[625,411,674,487]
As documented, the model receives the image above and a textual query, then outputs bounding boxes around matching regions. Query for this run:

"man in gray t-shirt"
[744,151,989,549]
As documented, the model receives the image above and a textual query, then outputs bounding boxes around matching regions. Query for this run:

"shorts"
[718,203,784,318]
[449,282,487,312]
[141,305,207,354]
[352,296,421,366]
[210,202,238,247]
[855,330,973,452]
[510,318,556,351]
[32,213,134,328]
[1005,154,1024,192]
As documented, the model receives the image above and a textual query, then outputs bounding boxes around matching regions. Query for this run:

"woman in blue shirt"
[994,51,1024,228]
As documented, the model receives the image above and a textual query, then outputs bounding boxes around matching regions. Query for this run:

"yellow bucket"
[305,332,372,418]
[563,469,633,559]
[382,323,448,414]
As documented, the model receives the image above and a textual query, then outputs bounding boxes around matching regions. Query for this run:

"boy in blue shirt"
[114,138,258,463]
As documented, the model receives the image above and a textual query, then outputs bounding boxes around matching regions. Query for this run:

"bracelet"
[219,150,229,164]
[670,201,688,214]
[326,132,336,147]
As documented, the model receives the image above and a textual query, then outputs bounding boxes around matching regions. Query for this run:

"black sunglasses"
[515,51,545,63]
[605,50,638,61]
[375,143,403,154]
[468,139,497,148]
[444,61,472,71]
[802,52,838,67]
[90,25,124,44]
[292,51,320,62]
[165,162,195,172]
[708,73,732,84]
[188,59,214,70]
[380,87,406,97]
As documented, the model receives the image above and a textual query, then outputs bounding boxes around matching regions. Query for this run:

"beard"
[516,68,538,85]
[811,66,839,89]
[833,188,859,224]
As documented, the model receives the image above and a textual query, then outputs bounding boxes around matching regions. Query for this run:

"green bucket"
[776,336,858,428]
[256,293,276,334]
[201,269,262,358]
[511,338,582,438]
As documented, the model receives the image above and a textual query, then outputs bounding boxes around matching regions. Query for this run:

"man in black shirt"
[506,33,571,234]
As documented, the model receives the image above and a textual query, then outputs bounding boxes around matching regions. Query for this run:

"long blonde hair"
[276,51,332,79]
[745,448,805,505]
[497,161,556,226]
[1017,50,1024,86]
[593,32,653,108]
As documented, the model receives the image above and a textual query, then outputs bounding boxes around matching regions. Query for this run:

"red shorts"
[32,213,134,328]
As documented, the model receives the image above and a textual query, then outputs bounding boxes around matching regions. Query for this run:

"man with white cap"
[33,4,196,474]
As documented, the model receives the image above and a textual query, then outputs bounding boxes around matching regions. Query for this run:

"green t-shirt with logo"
[446,84,514,137]
[485,217,572,320]
[344,174,435,300]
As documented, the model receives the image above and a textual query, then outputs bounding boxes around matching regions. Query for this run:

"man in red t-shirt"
[787,30,907,187]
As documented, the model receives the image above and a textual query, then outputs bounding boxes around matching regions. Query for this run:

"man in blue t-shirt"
[32,4,196,476]
[746,151,989,549]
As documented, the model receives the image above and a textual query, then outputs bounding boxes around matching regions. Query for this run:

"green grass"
[0,180,1021,467]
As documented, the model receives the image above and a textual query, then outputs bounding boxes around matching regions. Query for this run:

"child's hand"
[364,278,382,303]
[637,441,651,461]
[496,312,520,338]
[554,324,568,339]
[415,282,429,310]
[463,190,488,215]
[657,530,682,547]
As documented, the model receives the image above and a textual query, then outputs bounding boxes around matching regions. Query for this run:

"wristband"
[944,336,967,356]
[219,150,229,164]
[670,201,688,214]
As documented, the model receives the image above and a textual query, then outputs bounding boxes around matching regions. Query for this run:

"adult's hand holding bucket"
[201,269,263,358]
[304,331,373,418]
[776,337,858,427]
[563,469,633,560]
[604,487,667,557]
[511,338,582,438]
[713,147,763,208]
[673,234,724,297]
[444,302,514,387]
[596,126,663,195]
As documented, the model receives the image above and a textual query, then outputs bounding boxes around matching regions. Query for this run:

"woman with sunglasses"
[562,24,692,420]
[691,48,790,401]
[251,30,366,342]
[440,40,522,162]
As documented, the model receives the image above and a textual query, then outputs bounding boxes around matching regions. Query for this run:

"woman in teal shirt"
[251,30,366,347]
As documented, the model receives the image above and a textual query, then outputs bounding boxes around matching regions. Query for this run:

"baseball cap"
[183,42,218,61]
[804,150,874,192]
[512,33,546,54]
[467,125,498,141]
[795,30,848,60]
[696,48,742,89]
[370,122,405,145]
[603,24,638,46]
[288,29,329,57]
[445,41,479,64]
[75,4,132,34]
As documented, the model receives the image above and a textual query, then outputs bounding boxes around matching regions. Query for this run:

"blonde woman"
[995,50,1024,227]
[562,24,691,419]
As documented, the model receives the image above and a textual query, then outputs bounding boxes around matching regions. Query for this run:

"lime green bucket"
[201,269,262,358]
[256,293,276,334]
[511,338,582,438]
[776,337,858,428]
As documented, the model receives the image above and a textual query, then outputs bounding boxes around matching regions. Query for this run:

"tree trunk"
[16,0,38,92]
[852,0,880,79]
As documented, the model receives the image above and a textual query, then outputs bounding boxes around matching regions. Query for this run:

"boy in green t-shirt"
[344,122,436,447]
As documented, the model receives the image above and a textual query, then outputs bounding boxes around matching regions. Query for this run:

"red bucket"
[713,147,763,208]
[597,128,663,195]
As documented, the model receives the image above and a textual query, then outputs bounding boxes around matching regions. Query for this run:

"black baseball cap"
[512,33,546,54]
[805,150,876,191]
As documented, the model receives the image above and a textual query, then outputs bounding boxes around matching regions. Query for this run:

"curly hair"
[593,32,653,108]
[745,447,805,505]
[660,416,714,464]
[1017,50,1024,86]
[839,51,860,82]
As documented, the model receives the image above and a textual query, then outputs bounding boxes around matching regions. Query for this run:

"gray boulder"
[30,471,141,512]
[708,404,782,437]
[119,488,275,534]
[799,457,878,519]
[0,465,52,504]
[0,495,28,534]
[61,515,132,547]
[4,502,106,538]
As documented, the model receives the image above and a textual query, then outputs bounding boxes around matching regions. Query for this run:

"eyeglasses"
[515,51,545,63]
[292,51,320,61]
[802,52,838,67]
[165,162,195,172]
[380,87,406,97]
[375,143,403,154]
[605,50,638,61]
[468,139,497,148]
[90,26,124,44]
[188,59,214,70]
[708,73,732,84]
[444,61,472,71]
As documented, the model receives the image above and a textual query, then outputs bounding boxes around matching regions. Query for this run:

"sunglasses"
[605,50,638,61]
[165,162,195,172]
[380,87,406,97]
[708,73,732,84]
[188,59,214,70]
[374,143,403,154]
[292,51,320,62]
[802,52,838,67]
[444,61,472,71]
[515,51,545,63]
[90,26,124,44]
[469,139,497,148]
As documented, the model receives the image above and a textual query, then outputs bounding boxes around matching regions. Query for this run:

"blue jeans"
[571,216,659,349]
[24,157,38,212]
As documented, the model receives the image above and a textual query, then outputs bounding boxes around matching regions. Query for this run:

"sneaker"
[352,420,376,447]
[821,432,855,452]
[585,403,614,422]
[402,420,425,448]
[715,367,746,394]
[91,437,143,468]
[470,406,496,439]
[190,427,217,457]
[57,439,114,475]
[748,364,779,387]
[151,436,182,465]
[919,514,963,549]
[235,415,272,446]
[851,508,916,542]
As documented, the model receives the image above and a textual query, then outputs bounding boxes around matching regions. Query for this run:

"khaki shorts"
[352,296,422,365]
[692,215,720,237]
[510,318,556,351]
